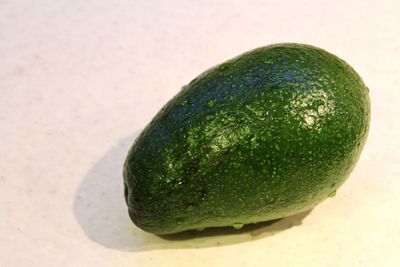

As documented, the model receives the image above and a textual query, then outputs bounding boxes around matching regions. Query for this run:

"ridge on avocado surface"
[123,43,370,235]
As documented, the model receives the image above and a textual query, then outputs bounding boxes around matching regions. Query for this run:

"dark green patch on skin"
[123,43,370,235]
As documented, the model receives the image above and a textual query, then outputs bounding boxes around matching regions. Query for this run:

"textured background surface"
[1,0,399,266]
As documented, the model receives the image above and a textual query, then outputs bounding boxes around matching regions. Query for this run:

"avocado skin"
[123,43,370,235]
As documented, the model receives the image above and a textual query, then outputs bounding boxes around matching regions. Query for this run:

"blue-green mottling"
[123,43,370,235]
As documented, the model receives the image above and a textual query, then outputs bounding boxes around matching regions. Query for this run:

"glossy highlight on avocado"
[123,43,370,235]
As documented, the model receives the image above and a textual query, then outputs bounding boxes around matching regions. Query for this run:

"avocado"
[123,43,370,235]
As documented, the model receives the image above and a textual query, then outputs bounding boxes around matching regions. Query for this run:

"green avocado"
[123,43,370,235]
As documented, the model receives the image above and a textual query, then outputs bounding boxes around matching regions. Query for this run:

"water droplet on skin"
[305,115,315,126]
[328,190,336,198]
[208,100,217,107]
[317,105,328,115]
[233,223,244,230]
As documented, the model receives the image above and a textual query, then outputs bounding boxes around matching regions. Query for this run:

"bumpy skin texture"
[123,43,370,235]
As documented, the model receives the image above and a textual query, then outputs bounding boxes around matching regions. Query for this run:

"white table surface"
[1,0,399,266]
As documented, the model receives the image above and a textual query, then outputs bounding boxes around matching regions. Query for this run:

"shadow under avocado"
[160,210,311,241]
[73,131,312,252]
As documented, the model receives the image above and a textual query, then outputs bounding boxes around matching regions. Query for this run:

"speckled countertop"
[1,1,399,266]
